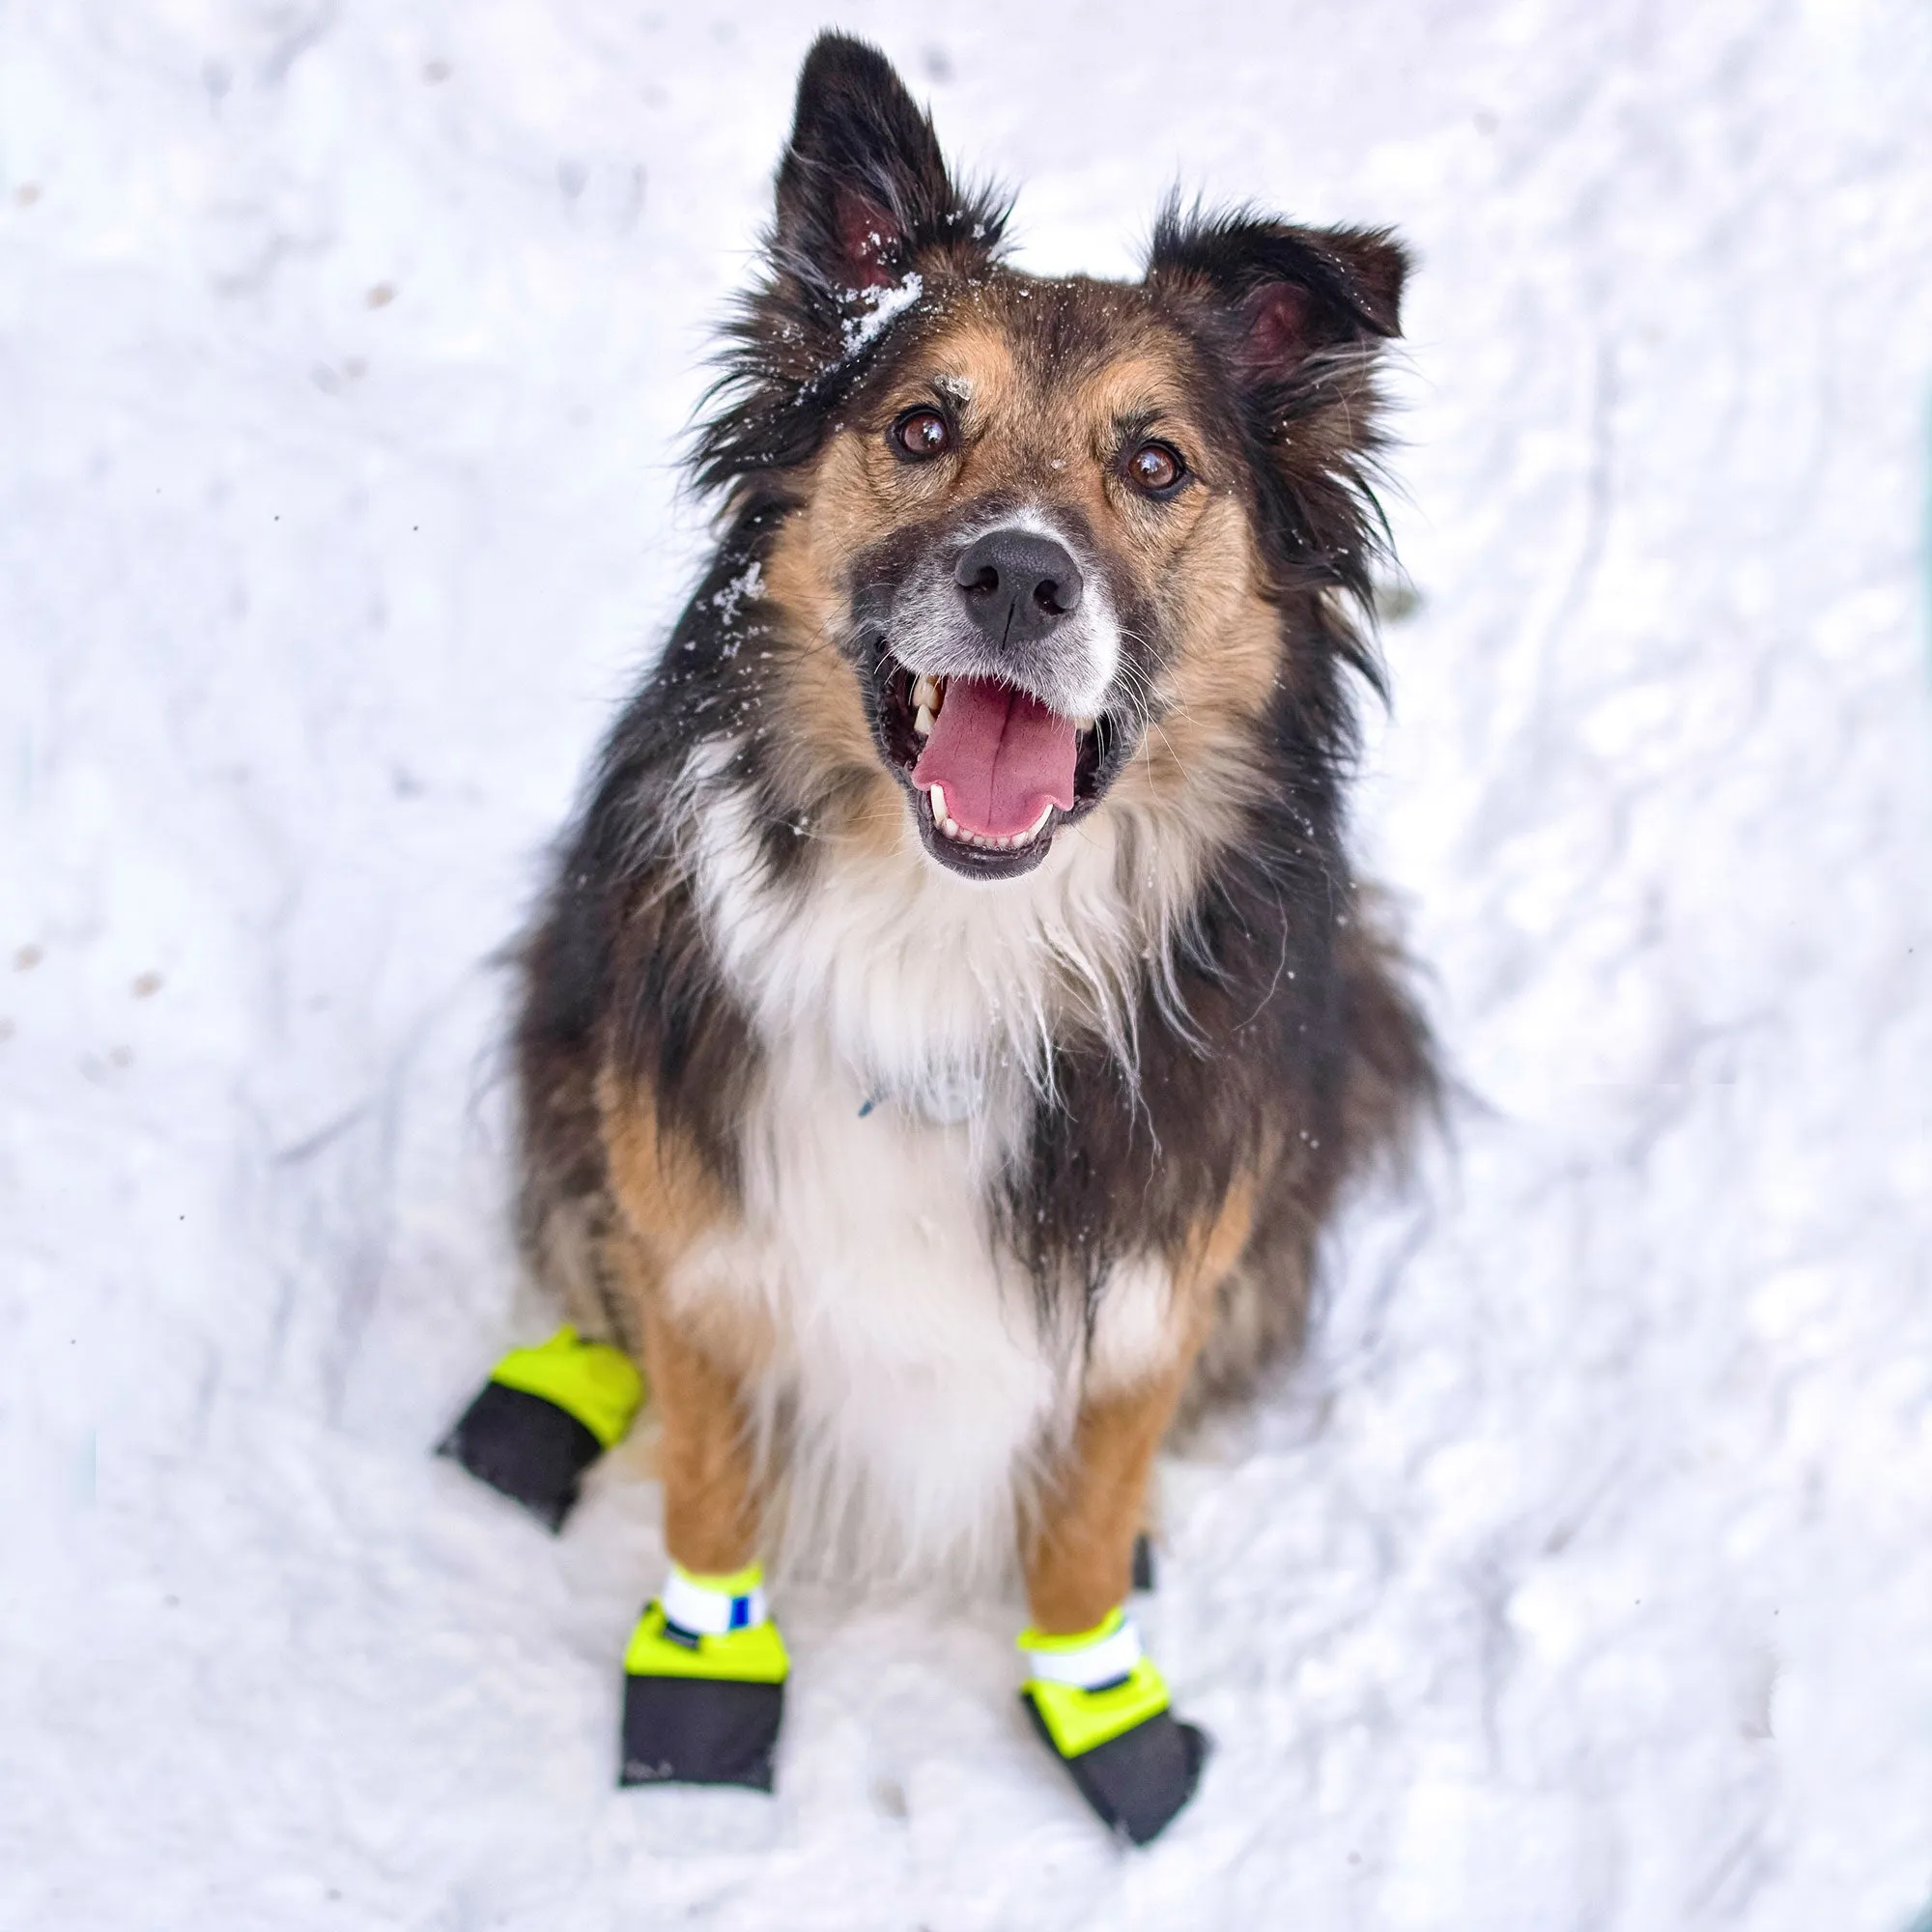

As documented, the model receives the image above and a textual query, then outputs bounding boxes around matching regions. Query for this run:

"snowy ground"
[5,3,1932,1926]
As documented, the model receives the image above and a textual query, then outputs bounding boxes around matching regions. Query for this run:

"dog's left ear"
[1146,205,1406,392]
[1146,208,1407,611]
[774,33,1001,297]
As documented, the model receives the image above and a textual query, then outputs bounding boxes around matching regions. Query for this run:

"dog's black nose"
[952,529,1084,645]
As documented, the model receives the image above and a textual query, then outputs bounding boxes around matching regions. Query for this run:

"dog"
[501,31,1433,1841]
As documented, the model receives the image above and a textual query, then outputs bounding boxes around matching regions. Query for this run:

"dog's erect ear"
[694,36,1006,491]
[774,34,995,295]
[1146,205,1408,626]
[1147,204,1406,390]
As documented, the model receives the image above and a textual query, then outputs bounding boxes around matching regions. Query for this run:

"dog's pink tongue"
[910,676,1078,838]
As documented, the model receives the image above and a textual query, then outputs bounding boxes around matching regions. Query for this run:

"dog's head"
[696,33,1407,885]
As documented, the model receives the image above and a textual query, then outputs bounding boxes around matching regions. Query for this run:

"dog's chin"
[867,647,1122,884]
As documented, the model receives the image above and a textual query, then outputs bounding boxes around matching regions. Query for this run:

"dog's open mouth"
[874,655,1113,878]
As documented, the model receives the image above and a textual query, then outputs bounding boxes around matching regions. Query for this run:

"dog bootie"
[440,1326,644,1531]
[621,1563,789,1791]
[1020,1607,1207,1845]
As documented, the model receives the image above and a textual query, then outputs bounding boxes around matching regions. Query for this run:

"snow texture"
[840,270,924,361]
[4,3,1932,1927]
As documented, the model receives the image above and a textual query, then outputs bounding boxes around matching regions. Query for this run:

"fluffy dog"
[505,32,1432,1840]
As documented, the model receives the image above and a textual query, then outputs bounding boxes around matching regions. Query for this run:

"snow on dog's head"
[689,33,1408,887]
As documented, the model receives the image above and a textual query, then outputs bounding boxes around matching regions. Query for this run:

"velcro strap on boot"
[624,1565,788,1686]
[661,1562,770,1637]
[1023,1609,1146,1690]
[1019,1607,1170,1756]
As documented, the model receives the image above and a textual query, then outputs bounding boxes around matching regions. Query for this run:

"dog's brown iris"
[1128,442,1184,494]
[895,409,951,459]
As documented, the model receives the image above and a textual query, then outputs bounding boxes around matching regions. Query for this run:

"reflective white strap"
[1024,1615,1145,1690]
[661,1566,768,1637]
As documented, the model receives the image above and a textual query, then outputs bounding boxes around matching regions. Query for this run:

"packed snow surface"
[5,4,1932,1927]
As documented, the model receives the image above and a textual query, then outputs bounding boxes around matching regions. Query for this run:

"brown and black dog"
[504,32,1432,1841]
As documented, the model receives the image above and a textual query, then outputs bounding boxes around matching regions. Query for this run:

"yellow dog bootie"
[1020,1606,1207,1844]
[620,1562,789,1791]
[439,1326,644,1531]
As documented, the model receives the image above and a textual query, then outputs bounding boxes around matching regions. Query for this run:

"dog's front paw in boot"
[1020,1607,1207,1845]
[620,1563,788,1792]
[439,1326,643,1532]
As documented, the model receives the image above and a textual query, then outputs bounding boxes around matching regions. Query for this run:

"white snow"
[5,3,1932,1927]
[839,269,923,360]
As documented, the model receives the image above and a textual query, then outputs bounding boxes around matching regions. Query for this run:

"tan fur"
[596,1065,728,1263]
[756,518,901,857]
[1025,1182,1255,1632]
[634,1270,764,1576]
[595,1073,769,1570]
[1026,1369,1192,1634]
[596,1065,773,1378]
[1176,1172,1259,1304]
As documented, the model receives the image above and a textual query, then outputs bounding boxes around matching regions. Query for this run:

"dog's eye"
[1127,442,1185,495]
[894,410,952,460]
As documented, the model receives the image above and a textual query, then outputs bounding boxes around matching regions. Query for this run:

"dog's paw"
[619,1581,788,1792]
[620,1673,785,1793]
[1023,1690,1207,1846]
[438,1326,642,1532]
[1019,1608,1208,1845]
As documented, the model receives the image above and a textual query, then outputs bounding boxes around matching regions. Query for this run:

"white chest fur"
[667,1034,1070,1583]
[677,754,1185,1581]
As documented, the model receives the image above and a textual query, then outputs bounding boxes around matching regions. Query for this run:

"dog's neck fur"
[683,730,1222,1135]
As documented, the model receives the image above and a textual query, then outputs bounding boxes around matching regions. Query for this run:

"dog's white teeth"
[1073,715,1095,731]
[927,785,967,843]
[912,674,940,713]
[914,703,935,738]
[925,781,1053,854]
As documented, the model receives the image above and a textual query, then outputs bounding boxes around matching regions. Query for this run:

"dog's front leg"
[1025,1365,1189,1634]
[596,1067,790,1793]
[1017,1191,1254,1843]
[613,1263,788,1793]
[1019,1360,1208,1844]
[638,1290,761,1577]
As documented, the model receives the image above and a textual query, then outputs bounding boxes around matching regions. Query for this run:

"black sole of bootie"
[439,1380,603,1532]
[1024,1697,1209,1846]
[620,1675,785,1792]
